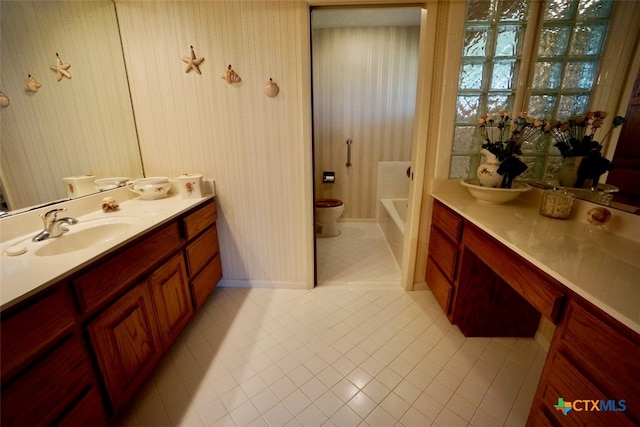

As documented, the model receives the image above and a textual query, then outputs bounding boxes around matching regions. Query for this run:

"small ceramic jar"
[63,175,96,198]
[178,174,203,199]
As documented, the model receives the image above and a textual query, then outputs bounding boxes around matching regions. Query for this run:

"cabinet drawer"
[541,353,633,426]
[192,255,223,308]
[463,223,565,323]
[1,288,76,381]
[184,200,217,240]
[561,301,639,414]
[432,200,463,243]
[185,225,219,277]
[1,337,95,426]
[425,257,452,314]
[428,226,458,281]
[74,222,182,314]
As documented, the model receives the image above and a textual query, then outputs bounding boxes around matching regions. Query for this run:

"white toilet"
[315,198,344,237]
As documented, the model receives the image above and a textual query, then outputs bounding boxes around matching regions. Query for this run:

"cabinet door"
[88,283,161,413]
[149,254,193,349]
[1,337,96,426]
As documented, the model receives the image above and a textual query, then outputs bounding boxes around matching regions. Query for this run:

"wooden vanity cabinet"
[0,286,106,426]
[0,198,223,425]
[87,253,194,413]
[528,299,640,426]
[73,222,183,316]
[426,199,562,337]
[82,198,220,415]
[427,197,639,426]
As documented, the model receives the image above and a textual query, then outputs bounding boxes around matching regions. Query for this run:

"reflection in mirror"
[0,1,143,213]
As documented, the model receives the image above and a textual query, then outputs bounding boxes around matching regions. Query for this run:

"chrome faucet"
[32,208,78,242]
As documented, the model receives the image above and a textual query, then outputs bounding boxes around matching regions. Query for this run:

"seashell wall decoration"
[263,78,280,98]
[221,64,241,84]
[0,91,9,108]
[50,53,71,81]
[182,45,204,74]
[25,75,42,93]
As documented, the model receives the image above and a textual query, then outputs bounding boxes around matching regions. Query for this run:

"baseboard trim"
[218,279,308,290]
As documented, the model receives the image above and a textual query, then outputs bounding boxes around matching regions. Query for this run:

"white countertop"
[433,183,640,333]
[0,188,214,311]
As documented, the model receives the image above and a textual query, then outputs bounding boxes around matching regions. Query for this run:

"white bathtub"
[379,198,407,266]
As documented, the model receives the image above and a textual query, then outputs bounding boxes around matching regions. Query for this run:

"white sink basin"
[33,216,143,257]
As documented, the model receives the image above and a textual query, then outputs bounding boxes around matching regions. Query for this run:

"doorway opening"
[310,6,423,288]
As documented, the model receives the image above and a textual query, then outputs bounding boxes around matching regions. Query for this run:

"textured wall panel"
[116,1,310,285]
[312,26,419,218]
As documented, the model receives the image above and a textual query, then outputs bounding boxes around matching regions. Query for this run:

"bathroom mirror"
[0,1,143,213]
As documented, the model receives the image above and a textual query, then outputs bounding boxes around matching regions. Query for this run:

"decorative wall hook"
[263,78,279,98]
[0,91,10,108]
[25,75,42,93]
[221,64,241,84]
[182,45,204,74]
[50,53,71,81]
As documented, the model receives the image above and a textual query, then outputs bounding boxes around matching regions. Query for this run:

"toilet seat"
[315,198,343,208]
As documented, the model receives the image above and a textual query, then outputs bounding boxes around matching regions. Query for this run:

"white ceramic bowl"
[130,176,169,186]
[95,177,129,191]
[461,179,531,204]
[127,179,171,200]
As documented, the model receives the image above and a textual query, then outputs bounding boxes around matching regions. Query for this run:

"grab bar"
[346,139,352,168]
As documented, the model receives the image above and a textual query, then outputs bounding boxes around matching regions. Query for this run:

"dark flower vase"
[557,154,612,188]
[497,156,528,188]
[557,156,587,188]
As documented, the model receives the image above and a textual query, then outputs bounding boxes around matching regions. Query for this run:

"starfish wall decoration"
[182,46,204,74]
[50,53,71,81]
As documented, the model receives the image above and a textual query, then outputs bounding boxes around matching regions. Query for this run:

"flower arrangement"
[478,111,547,161]
[546,111,626,188]
[548,111,626,158]
[477,112,547,188]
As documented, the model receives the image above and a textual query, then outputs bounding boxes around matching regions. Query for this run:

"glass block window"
[449,0,615,180]
[450,0,531,178]
[528,0,613,179]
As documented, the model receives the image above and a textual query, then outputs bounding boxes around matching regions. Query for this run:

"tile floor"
[315,223,401,288]
[119,222,548,426]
